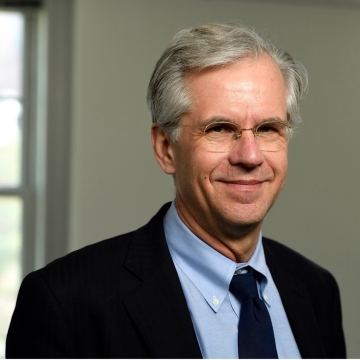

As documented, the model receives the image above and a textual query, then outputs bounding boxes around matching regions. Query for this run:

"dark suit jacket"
[6,203,346,358]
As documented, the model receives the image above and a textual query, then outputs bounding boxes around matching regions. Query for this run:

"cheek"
[176,143,219,174]
[175,149,224,193]
[271,152,288,182]
[261,146,287,177]
[196,154,229,185]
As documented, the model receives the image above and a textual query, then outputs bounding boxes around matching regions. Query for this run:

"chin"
[217,204,268,228]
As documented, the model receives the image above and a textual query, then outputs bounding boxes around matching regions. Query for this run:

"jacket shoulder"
[40,231,134,276]
[262,237,346,358]
[7,203,174,358]
[263,236,336,285]
[37,202,172,282]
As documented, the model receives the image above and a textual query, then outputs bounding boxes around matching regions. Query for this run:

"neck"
[175,200,262,263]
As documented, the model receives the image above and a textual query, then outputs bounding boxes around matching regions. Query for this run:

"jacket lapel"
[123,203,202,359]
[264,240,327,358]
[122,204,329,358]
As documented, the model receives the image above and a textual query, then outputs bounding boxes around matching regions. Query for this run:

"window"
[0,11,27,357]
[0,1,73,356]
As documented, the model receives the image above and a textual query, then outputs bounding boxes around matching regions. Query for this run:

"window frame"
[0,8,37,278]
[0,0,73,277]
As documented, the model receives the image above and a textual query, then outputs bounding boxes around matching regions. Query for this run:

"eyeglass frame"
[175,118,292,152]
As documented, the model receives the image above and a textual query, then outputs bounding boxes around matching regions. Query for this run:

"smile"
[221,179,263,185]
[219,179,264,191]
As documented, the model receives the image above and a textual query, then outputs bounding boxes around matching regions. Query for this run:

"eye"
[257,123,278,133]
[257,121,287,134]
[204,122,237,134]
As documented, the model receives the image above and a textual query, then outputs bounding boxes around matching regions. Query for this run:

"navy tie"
[229,269,278,359]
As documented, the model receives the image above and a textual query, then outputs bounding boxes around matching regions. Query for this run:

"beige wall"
[69,0,360,356]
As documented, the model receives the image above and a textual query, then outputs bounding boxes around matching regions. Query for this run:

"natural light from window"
[0,11,24,358]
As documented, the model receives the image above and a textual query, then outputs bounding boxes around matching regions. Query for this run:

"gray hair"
[147,22,308,141]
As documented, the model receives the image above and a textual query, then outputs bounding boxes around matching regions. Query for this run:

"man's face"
[157,55,288,240]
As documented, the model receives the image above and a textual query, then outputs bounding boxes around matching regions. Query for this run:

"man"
[7,23,345,358]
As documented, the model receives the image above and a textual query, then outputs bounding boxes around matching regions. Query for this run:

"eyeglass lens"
[203,121,288,153]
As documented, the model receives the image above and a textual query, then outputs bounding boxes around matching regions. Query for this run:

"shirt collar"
[164,201,270,312]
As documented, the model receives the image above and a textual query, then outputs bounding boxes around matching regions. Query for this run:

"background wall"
[68,0,360,356]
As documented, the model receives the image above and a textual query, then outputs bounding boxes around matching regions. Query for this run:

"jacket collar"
[263,238,327,359]
[122,204,328,359]
[123,202,202,358]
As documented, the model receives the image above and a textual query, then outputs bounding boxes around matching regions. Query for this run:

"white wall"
[69,0,360,356]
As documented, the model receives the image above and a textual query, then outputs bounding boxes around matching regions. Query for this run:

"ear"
[151,123,176,175]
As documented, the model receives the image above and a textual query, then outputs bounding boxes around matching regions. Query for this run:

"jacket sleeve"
[328,273,346,358]
[6,271,78,359]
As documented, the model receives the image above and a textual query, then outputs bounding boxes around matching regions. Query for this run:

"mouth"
[218,179,265,192]
[220,179,264,185]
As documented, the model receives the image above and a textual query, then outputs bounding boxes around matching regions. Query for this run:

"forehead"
[185,55,285,91]
[184,55,287,123]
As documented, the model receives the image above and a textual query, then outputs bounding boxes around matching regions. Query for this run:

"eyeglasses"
[179,119,291,153]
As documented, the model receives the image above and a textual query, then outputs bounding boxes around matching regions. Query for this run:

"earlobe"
[151,124,176,174]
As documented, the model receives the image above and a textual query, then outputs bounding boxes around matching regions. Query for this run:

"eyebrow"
[200,116,288,126]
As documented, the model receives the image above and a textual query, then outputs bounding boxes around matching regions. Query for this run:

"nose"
[228,129,264,168]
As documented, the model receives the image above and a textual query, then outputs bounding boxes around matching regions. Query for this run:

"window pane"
[0,99,22,187]
[0,12,24,98]
[0,196,22,358]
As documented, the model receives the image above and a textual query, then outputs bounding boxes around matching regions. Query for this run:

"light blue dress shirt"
[164,201,301,359]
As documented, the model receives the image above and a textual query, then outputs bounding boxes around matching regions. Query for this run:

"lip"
[220,179,264,185]
[218,179,265,193]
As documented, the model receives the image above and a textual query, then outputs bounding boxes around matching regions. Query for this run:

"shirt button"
[212,296,219,306]
[263,294,269,301]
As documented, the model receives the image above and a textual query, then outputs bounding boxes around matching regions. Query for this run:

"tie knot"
[229,270,259,302]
